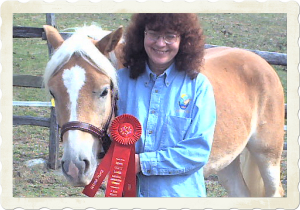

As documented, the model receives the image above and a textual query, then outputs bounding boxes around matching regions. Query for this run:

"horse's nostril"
[83,159,90,174]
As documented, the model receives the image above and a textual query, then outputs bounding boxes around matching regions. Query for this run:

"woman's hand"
[135,154,141,174]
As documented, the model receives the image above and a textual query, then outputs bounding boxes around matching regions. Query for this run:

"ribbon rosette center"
[119,123,134,137]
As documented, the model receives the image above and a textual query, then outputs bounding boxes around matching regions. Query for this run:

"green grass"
[13,13,287,197]
[200,13,287,52]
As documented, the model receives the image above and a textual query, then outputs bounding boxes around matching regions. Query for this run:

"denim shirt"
[117,63,216,197]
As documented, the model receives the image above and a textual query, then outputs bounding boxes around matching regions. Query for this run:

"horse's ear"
[43,25,64,49]
[95,26,123,55]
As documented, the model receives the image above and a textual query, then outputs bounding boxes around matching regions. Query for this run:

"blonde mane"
[43,25,118,93]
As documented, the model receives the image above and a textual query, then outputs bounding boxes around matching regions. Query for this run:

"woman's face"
[144,28,181,73]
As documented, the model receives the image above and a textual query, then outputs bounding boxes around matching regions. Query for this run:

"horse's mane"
[43,25,118,93]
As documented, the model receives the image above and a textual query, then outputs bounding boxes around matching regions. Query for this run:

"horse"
[43,25,285,197]
[43,25,122,186]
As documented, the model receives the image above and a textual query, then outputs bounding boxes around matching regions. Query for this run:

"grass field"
[13,13,287,197]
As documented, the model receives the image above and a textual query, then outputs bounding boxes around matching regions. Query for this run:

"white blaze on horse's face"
[60,66,94,186]
[62,66,86,121]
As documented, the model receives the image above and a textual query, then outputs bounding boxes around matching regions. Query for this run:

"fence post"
[49,107,60,169]
[46,13,56,57]
[46,13,59,170]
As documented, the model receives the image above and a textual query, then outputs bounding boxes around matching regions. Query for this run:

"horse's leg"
[247,135,284,197]
[217,155,250,197]
[240,148,265,196]
[258,161,283,197]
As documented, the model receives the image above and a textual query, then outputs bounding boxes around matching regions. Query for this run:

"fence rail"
[13,26,44,38]
[205,44,287,66]
[13,75,44,88]
[13,115,51,127]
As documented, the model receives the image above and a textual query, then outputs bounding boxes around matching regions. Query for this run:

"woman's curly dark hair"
[122,13,205,79]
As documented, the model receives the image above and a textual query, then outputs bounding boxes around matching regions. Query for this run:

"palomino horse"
[43,25,122,186]
[43,25,284,197]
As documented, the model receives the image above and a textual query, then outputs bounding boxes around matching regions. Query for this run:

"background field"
[13,13,287,197]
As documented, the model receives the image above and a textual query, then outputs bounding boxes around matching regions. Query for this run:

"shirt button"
[148,130,153,134]
[155,89,158,93]
[151,110,155,114]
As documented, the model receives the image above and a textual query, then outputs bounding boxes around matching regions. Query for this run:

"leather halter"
[60,121,107,141]
[60,84,117,158]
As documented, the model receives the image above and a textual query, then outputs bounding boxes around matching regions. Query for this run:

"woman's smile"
[152,48,170,55]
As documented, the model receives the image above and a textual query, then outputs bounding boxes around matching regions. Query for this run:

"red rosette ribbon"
[110,114,142,145]
[82,114,141,197]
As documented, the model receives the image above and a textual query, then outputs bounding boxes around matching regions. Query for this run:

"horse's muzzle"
[61,159,93,187]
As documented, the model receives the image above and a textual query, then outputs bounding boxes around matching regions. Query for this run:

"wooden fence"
[13,14,60,170]
[204,44,287,67]
[13,14,288,171]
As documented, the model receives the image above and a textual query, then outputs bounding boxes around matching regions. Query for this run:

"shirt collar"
[144,62,177,87]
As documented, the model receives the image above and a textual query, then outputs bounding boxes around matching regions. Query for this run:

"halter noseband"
[60,83,117,158]
[60,121,109,143]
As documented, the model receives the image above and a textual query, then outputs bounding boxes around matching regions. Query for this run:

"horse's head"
[43,25,122,186]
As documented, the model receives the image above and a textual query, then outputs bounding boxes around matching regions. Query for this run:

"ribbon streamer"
[82,114,142,197]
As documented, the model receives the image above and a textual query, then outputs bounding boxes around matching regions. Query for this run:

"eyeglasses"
[144,31,179,45]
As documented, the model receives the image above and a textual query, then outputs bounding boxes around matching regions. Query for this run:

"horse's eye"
[100,88,109,97]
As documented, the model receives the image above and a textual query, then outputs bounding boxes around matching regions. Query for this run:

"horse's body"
[202,47,284,196]
[43,26,284,196]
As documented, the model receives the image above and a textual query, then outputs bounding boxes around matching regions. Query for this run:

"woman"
[117,13,216,197]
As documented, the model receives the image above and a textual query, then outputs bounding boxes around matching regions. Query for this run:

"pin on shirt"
[179,94,191,110]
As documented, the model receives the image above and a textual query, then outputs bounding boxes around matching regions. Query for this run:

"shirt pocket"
[160,115,192,148]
